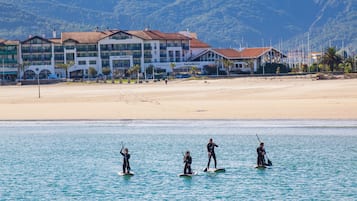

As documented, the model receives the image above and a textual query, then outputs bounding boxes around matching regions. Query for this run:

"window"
[89,60,96,65]
[78,61,86,65]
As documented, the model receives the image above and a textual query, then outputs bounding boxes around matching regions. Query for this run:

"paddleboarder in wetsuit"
[183,151,192,174]
[257,142,266,166]
[120,146,131,173]
[204,138,218,171]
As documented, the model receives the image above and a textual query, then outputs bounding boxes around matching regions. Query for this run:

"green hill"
[0,0,355,53]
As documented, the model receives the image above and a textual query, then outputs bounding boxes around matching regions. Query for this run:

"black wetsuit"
[120,149,131,173]
[183,155,192,174]
[207,142,218,169]
[256,146,266,166]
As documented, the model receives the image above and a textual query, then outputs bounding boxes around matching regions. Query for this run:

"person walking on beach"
[120,146,131,173]
[183,151,192,174]
[257,142,266,166]
[204,138,218,171]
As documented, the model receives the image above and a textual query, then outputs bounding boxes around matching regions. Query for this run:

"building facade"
[17,29,194,79]
[0,39,19,81]
[1,29,287,80]
[191,47,286,73]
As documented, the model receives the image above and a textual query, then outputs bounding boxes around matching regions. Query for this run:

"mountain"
[0,0,356,53]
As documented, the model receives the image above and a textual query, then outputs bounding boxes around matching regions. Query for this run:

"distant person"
[257,142,266,166]
[165,79,168,85]
[120,146,131,174]
[204,138,218,171]
[183,151,192,174]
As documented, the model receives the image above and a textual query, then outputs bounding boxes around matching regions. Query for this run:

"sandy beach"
[0,77,356,120]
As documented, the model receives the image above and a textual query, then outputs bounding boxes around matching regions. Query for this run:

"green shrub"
[257,63,289,74]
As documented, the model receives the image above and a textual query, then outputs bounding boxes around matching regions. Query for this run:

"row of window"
[23,61,51,65]
[100,51,142,59]
[0,55,16,59]
[100,44,142,51]
[77,53,98,57]
[23,55,52,61]
[1,59,18,64]
[101,59,141,67]
[0,46,17,51]
[22,47,52,53]
[78,60,97,65]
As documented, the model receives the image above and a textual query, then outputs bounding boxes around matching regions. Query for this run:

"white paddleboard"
[206,168,226,173]
[255,165,267,169]
[118,171,135,176]
[178,171,198,177]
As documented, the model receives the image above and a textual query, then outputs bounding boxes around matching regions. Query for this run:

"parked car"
[175,74,191,79]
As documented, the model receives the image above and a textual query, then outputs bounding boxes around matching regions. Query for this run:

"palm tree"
[170,62,176,78]
[321,47,342,72]
[56,61,74,78]
[189,66,199,77]
[88,67,97,78]
[222,59,233,75]
[128,64,140,83]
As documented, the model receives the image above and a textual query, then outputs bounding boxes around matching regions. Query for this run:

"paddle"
[256,134,272,166]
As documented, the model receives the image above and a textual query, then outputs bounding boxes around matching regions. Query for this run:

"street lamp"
[36,68,40,98]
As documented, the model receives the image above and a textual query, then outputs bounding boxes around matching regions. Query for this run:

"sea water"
[0,120,356,200]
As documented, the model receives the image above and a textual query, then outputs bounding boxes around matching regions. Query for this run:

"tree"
[102,67,111,76]
[128,64,140,82]
[189,66,199,76]
[170,62,176,78]
[344,56,356,72]
[56,61,74,78]
[321,47,342,72]
[344,63,352,73]
[88,67,97,78]
[222,59,233,75]
[146,64,154,79]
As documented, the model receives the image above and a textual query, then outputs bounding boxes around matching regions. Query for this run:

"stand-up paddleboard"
[205,168,226,173]
[255,165,267,169]
[118,171,135,176]
[178,172,197,177]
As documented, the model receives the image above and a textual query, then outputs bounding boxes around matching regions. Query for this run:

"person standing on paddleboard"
[257,142,266,166]
[120,146,131,174]
[183,151,192,174]
[204,138,218,171]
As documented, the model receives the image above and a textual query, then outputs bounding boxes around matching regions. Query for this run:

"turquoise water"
[0,120,356,200]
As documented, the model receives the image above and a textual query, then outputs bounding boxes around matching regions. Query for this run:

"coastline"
[1,77,357,120]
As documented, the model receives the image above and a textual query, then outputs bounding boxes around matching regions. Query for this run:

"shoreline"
[0,118,357,121]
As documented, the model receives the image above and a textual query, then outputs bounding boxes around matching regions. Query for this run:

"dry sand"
[0,77,356,120]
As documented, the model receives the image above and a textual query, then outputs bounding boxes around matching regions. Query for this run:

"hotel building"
[1,29,287,80]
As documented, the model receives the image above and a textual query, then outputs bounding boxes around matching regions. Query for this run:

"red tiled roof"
[238,47,271,58]
[0,39,20,45]
[61,31,110,43]
[212,48,241,58]
[49,38,61,44]
[190,38,210,48]
[128,30,190,40]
